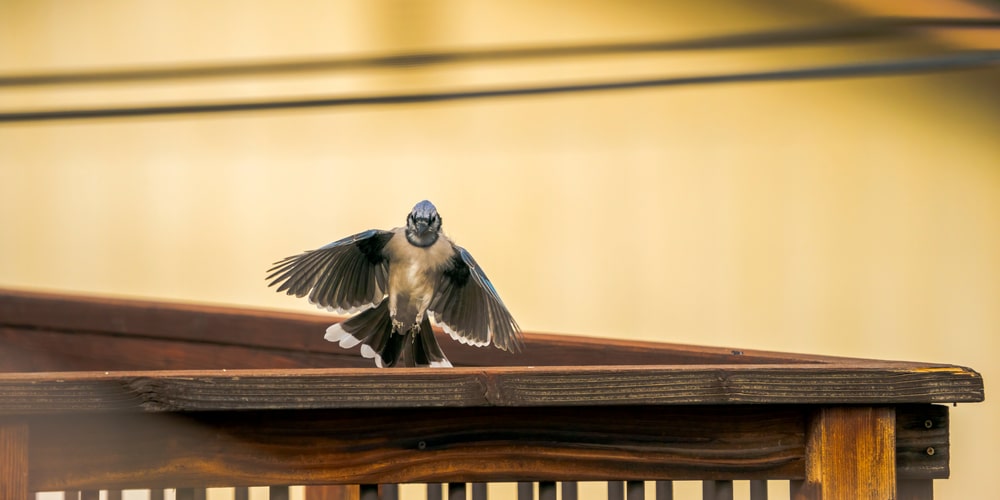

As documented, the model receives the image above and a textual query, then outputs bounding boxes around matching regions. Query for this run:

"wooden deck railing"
[0,289,985,500]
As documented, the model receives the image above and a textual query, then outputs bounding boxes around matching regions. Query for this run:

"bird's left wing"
[266,229,394,313]
[429,246,523,352]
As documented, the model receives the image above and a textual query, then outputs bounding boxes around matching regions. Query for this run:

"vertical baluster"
[702,481,733,500]
[427,483,444,500]
[608,481,624,500]
[654,481,673,500]
[448,483,466,500]
[234,487,250,500]
[303,485,359,500]
[626,481,644,500]
[359,484,379,500]
[270,486,290,500]
[471,483,488,500]
[64,492,80,500]
[561,482,578,500]
[175,488,194,500]
[382,484,399,500]
[107,490,123,500]
[516,482,533,500]
[898,479,934,500]
[749,480,768,500]
[538,482,556,500]
[150,490,165,500]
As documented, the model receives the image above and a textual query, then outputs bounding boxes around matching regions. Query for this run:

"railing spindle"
[234,487,249,500]
[150,489,165,500]
[626,481,644,500]
[538,481,556,500]
[608,481,624,500]
[107,490,123,500]
[471,483,488,500]
[654,481,673,500]
[701,481,733,500]
[448,483,467,500]
[270,486,290,500]
[303,485,356,500]
[561,482,578,500]
[381,484,399,500]
[898,479,934,500]
[359,484,379,500]
[517,482,533,500]
[427,484,444,500]
[749,480,768,500]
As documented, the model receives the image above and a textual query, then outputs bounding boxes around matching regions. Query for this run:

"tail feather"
[400,315,452,367]
[325,301,393,366]
[419,315,452,367]
[325,302,451,368]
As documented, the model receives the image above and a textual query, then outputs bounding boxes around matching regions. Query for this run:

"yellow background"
[2,1,998,499]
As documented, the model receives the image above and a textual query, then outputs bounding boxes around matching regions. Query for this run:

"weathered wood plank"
[794,407,896,499]
[0,326,368,373]
[0,288,871,368]
[24,406,806,490]
[0,421,29,500]
[897,405,949,479]
[0,366,983,414]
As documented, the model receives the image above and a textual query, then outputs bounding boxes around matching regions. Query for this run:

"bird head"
[405,200,442,247]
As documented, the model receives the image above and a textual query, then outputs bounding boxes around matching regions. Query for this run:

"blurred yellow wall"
[2,1,999,499]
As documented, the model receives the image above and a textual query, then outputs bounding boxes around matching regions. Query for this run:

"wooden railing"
[0,289,985,500]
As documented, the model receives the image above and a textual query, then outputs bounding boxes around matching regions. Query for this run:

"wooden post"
[0,421,29,500]
[793,407,896,500]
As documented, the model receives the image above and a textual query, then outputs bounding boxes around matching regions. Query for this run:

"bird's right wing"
[266,229,394,313]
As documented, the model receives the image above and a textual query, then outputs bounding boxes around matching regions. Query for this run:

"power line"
[2,50,998,123]
[1,16,998,87]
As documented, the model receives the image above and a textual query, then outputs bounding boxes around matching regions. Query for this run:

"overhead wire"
[1,16,998,122]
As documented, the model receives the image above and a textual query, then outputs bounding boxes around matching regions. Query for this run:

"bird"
[266,200,522,367]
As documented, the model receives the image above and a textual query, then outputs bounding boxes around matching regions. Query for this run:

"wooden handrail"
[0,288,986,499]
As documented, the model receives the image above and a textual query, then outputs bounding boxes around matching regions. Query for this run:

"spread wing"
[429,246,523,352]
[266,229,394,313]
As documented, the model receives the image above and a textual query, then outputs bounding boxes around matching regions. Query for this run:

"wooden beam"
[0,288,888,369]
[24,406,807,491]
[793,407,896,499]
[0,421,29,500]
[0,366,984,414]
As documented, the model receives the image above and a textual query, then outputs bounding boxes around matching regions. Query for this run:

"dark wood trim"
[0,288,882,369]
[0,364,982,414]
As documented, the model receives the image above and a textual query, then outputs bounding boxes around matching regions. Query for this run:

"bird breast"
[385,229,454,328]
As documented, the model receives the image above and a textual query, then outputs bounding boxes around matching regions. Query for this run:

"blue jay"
[267,200,522,367]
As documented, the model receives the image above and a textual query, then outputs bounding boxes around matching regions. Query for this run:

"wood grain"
[794,407,897,500]
[17,404,950,491]
[24,406,806,490]
[0,421,29,500]
[0,288,876,369]
[896,404,949,479]
[0,365,983,414]
[0,288,979,496]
